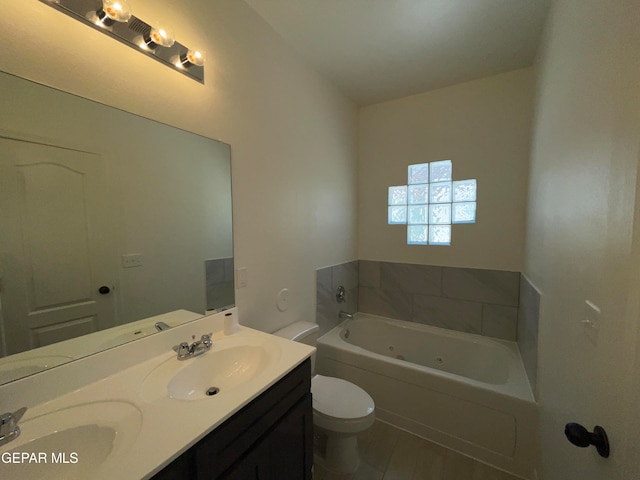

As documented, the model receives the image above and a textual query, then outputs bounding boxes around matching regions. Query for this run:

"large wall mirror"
[0,71,234,385]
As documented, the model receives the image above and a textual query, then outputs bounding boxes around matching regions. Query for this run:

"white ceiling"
[244,0,551,106]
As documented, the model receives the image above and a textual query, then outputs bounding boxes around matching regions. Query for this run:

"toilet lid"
[311,375,375,419]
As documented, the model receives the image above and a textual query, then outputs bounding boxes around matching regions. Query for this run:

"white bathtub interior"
[316,313,537,479]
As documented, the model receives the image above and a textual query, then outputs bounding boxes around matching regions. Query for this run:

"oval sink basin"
[141,338,282,402]
[169,345,270,400]
[0,401,142,480]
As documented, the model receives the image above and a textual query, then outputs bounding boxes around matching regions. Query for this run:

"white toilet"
[274,321,375,474]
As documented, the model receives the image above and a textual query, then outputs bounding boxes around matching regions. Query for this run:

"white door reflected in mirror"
[0,139,116,354]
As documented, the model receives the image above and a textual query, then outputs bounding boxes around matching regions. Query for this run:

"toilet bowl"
[311,374,375,472]
[273,321,375,473]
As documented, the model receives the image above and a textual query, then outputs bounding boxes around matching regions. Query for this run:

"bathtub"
[316,313,537,479]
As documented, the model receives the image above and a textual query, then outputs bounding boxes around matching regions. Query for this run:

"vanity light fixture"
[40,0,205,83]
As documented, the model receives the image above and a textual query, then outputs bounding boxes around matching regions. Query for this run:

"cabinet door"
[218,394,312,480]
[218,457,259,480]
[195,360,311,479]
[154,361,312,480]
[150,451,195,480]
[256,393,313,480]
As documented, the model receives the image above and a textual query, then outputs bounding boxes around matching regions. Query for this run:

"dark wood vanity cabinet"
[152,359,312,480]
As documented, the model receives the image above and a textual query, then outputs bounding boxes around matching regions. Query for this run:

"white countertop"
[0,309,315,479]
[0,309,204,385]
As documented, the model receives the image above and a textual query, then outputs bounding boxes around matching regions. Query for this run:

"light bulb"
[141,25,175,49]
[96,0,132,27]
[177,49,206,68]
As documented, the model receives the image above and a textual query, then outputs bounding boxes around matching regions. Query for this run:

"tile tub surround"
[359,261,520,341]
[316,261,359,336]
[517,275,541,398]
[315,261,540,443]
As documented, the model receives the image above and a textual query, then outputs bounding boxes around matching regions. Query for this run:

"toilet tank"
[273,321,319,372]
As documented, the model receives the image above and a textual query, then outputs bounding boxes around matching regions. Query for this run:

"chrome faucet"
[173,333,213,360]
[338,310,353,320]
[0,407,27,447]
[155,321,171,332]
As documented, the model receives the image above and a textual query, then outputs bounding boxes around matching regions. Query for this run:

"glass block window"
[388,185,407,205]
[408,205,427,224]
[430,225,451,245]
[408,225,428,245]
[387,160,476,246]
[430,160,452,182]
[429,204,451,224]
[408,163,429,184]
[430,182,452,203]
[452,202,476,224]
[388,206,407,224]
[408,184,428,204]
[453,179,477,202]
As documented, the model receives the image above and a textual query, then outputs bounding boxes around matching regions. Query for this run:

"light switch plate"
[236,267,247,289]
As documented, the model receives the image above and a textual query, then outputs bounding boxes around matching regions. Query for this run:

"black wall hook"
[564,423,610,458]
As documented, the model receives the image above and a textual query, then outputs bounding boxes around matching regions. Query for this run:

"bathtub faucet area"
[338,310,353,320]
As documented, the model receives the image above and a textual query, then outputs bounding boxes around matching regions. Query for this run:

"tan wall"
[357,68,534,271]
[524,0,640,478]
[0,1,358,333]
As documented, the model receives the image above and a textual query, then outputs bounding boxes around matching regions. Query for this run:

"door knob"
[98,286,111,295]
[564,423,610,458]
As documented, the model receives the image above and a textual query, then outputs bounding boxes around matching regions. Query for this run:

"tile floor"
[314,420,522,480]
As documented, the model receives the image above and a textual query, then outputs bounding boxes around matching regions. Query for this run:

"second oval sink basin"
[0,401,142,480]
[141,338,282,402]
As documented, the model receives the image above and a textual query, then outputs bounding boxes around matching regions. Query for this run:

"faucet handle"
[201,333,213,348]
[13,407,26,423]
[0,407,26,441]
[173,342,190,357]
[1,407,26,426]
[0,413,15,435]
